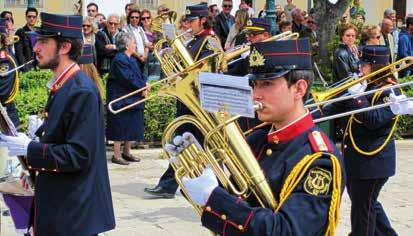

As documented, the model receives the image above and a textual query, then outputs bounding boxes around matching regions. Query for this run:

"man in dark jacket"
[0,12,115,235]
[14,7,38,72]
[213,0,235,48]
[95,14,120,75]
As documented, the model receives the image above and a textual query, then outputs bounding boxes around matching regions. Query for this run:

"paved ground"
[1,141,413,236]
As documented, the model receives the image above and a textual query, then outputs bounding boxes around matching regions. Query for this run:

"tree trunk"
[313,0,350,77]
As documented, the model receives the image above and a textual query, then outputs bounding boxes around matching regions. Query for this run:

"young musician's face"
[359,63,372,76]
[188,17,203,35]
[252,77,307,126]
[33,37,60,70]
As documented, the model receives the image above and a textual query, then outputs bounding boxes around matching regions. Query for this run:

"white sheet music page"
[199,72,254,118]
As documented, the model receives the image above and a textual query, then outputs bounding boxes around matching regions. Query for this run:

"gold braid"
[4,54,19,104]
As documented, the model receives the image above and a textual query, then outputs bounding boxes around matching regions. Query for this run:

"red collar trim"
[51,63,80,93]
[267,111,314,144]
[196,28,213,37]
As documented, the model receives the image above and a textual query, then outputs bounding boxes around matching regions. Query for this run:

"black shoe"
[111,156,130,165]
[144,186,175,199]
[122,153,141,162]
[2,209,9,216]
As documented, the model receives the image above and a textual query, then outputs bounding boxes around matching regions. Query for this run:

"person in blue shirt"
[397,16,413,78]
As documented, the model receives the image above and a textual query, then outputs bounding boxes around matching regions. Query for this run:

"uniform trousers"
[347,178,397,236]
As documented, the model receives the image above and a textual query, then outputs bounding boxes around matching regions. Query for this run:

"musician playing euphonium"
[144,3,222,199]
[313,45,406,236]
[181,38,345,236]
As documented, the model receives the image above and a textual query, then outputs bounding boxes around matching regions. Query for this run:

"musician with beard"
[0,13,115,235]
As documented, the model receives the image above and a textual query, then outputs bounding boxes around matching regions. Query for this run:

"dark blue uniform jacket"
[27,70,115,235]
[313,84,399,179]
[201,114,345,235]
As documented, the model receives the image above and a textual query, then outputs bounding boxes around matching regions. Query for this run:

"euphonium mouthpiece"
[254,102,264,111]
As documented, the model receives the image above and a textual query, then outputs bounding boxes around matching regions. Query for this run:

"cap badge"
[246,19,253,26]
[185,9,191,15]
[249,48,265,67]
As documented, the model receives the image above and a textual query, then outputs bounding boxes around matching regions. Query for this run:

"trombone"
[310,56,413,105]
[108,31,299,114]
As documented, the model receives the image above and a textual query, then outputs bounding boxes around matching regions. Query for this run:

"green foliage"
[143,82,176,142]
[15,70,51,130]
[396,76,413,138]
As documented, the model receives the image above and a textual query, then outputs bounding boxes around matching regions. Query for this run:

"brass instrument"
[122,11,278,214]
[311,57,413,104]
[0,34,19,51]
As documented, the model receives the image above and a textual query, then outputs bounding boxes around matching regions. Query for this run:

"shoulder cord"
[346,87,399,156]
[276,152,342,236]
[193,36,211,62]
[4,54,19,104]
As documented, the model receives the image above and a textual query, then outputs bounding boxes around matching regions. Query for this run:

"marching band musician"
[0,13,115,235]
[0,17,20,128]
[226,17,271,132]
[181,38,345,235]
[144,3,222,199]
[313,45,402,236]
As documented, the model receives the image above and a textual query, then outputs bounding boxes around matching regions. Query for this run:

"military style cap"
[359,45,390,65]
[185,3,209,21]
[244,18,271,33]
[248,38,312,80]
[78,44,93,64]
[34,12,82,39]
[0,18,7,34]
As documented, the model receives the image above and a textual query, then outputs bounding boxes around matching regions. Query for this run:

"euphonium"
[149,11,278,214]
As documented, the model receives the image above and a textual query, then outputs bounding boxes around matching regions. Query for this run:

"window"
[136,0,158,10]
[5,0,43,8]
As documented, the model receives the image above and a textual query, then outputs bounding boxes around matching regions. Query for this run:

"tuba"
[150,12,278,214]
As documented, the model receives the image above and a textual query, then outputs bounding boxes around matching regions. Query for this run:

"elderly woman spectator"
[125,8,151,71]
[224,9,249,51]
[360,25,381,46]
[106,32,148,165]
[82,17,98,65]
[332,23,360,83]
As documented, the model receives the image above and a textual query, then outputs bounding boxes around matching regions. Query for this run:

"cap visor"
[247,70,291,81]
[186,16,199,21]
[33,28,59,37]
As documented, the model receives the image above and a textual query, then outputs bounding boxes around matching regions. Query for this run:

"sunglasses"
[130,16,140,19]
[108,22,119,26]
[374,35,381,39]
[141,16,151,20]
[223,4,233,8]
[27,15,37,19]
[83,24,92,28]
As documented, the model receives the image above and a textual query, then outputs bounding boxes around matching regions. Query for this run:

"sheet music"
[199,72,254,118]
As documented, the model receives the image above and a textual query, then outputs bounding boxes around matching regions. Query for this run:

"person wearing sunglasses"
[86,2,98,18]
[124,8,151,71]
[213,0,235,49]
[82,16,97,65]
[360,25,381,46]
[14,7,38,72]
[95,14,121,75]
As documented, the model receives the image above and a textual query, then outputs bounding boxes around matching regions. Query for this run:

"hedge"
[15,69,176,142]
[13,70,413,141]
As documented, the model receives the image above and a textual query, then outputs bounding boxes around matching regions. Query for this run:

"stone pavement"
[1,141,413,236]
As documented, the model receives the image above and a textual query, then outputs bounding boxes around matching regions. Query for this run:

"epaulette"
[308,130,333,153]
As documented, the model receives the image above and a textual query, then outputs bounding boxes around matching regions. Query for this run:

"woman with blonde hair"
[224,9,249,50]
[79,44,104,98]
[360,25,381,46]
[82,16,98,64]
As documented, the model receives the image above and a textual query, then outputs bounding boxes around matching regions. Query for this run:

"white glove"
[0,133,31,156]
[182,167,218,206]
[348,80,367,95]
[28,115,43,140]
[390,93,413,115]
